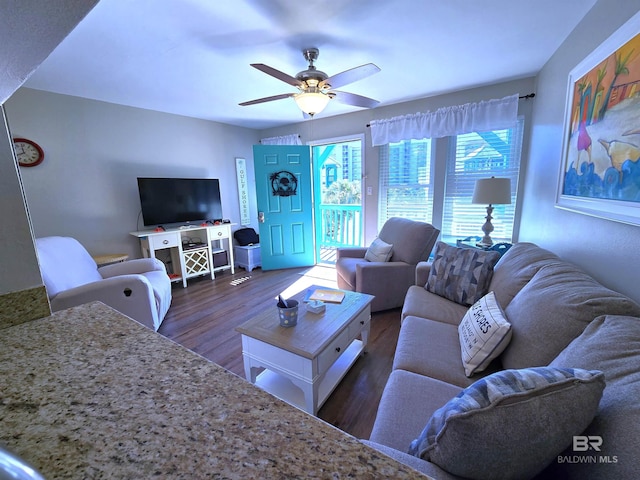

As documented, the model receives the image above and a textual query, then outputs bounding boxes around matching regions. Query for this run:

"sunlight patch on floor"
[298,265,337,282]
[280,265,338,300]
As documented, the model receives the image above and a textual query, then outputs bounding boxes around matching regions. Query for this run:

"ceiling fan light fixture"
[294,91,330,115]
[241,47,380,113]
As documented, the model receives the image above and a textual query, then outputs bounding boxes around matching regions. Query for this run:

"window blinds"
[441,118,524,242]
[378,139,433,230]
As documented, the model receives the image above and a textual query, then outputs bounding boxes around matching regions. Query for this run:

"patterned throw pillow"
[458,291,512,377]
[364,237,393,262]
[425,242,500,306]
[408,367,605,480]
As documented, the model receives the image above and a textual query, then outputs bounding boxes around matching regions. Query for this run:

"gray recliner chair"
[36,236,172,331]
[335,218,440,312]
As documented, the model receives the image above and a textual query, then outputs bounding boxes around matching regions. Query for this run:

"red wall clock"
[13,138,45,167]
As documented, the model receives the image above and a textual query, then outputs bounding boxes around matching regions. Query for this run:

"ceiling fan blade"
[320,63,380,90]
[331,90,379,109]
[251,63,303,87]
[239,93,295,106]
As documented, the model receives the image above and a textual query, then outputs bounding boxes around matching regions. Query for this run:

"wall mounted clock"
[13,138,45,167]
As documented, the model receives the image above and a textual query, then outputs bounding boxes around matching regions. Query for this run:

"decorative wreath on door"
[270,170,298,196]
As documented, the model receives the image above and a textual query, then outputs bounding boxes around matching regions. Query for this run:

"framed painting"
[556,10,640,226]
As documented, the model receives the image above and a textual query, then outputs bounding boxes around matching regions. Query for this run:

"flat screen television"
[137,177,223,227]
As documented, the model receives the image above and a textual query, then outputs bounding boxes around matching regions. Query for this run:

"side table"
[92,253,129,266]
[456,237,512,257]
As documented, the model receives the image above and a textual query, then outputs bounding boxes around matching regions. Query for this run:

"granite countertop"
[0,302,428,479]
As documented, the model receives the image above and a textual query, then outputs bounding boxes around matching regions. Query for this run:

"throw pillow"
[458,291,512,377]
[408,367,605,480]
[425,241,500,306]
[364,237,393,262]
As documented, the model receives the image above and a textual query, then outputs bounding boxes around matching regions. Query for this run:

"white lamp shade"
[294,92,330,115]
[472,177,511,205]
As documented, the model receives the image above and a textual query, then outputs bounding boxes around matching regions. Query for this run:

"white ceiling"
[24,0,598,130]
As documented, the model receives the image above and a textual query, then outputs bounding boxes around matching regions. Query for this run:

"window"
[442,118,524,242]
[377,118,524,241]
[378,139,433,229]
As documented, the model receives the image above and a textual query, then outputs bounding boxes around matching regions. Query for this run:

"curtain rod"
[365,93,535,128]
[259,134,301,144]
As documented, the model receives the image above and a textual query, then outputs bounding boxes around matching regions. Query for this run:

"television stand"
[130,224,236,288]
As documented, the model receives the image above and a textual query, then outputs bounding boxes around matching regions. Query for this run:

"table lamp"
[472,177,511,246]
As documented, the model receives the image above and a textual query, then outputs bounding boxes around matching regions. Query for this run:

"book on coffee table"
[308,288,345,304]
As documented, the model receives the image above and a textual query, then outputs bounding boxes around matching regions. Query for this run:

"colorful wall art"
[557,11,640,226]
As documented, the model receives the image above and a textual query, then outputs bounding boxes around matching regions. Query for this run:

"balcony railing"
[318,204,362,250]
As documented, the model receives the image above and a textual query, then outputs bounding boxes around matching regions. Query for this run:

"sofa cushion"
[408,367,605,480]
[335,257,361,290]
[458,291,512,377]
[393,316,501,387]
[488,242,560,309]
[362,441,464,480]
[426,242,500,306]
[369,369,463,453]
[364,237,393,262]
[401,285,468,326]
[543,315,640,480]
[501,261,640,369]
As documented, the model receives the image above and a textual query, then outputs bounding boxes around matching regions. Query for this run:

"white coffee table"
[236,288,374,415]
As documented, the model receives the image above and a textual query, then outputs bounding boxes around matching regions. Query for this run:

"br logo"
[573,435,603,452]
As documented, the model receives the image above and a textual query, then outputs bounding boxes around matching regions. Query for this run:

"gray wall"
[259,77,536,245]
[5,0,640,307]
[260,0,640,305]
[7,78,536,264]
[521,0,640,303]
[5,89,260,259]
[0,106,41,293]
[0,0,97,295]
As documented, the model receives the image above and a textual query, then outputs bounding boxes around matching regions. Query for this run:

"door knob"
[258,212,265,223]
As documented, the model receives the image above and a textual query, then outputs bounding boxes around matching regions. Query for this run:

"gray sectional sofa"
[364,242,640,480]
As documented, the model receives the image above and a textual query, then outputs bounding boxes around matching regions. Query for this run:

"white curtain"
[260,134,302,145]
[369,94,519,146]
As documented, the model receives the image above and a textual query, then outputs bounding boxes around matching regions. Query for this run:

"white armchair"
[36,236,171,331]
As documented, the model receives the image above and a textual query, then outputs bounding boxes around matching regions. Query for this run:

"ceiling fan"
[239,47,380,116]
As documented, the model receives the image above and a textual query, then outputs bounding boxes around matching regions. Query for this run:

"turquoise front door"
[253,144,315,270]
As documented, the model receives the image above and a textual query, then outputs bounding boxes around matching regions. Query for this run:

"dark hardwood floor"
[158,265,401,440]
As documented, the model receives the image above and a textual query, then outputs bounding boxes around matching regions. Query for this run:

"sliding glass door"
[311,136,364,264]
